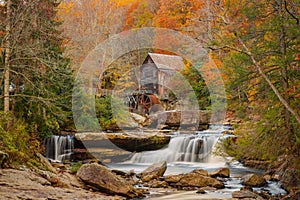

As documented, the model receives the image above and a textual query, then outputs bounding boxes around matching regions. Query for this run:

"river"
[45,125,286,199]
[106,125,286,199]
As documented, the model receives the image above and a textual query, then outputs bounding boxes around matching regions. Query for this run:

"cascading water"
[44,135,74,163]
[108,125,287,199]
[129,125,225,163]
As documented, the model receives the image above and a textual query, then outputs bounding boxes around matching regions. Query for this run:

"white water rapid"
[128,125,226,163]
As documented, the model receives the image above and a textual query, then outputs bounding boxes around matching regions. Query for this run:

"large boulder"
[176,173,224,189]
[232,190,264,199]
[241,174,266,187]
[210,167,230,178]
[76,163,144,198]
[164,168,228,190]
[141,161,167,182]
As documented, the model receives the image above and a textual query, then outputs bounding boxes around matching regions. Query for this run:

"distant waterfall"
[128,125,226,163]
[129,134,220,163]
[44,135,74,163]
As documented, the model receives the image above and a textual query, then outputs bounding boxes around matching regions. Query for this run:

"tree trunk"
[279,5,292,133]
[236,35,300,125]
[4,0,12,113]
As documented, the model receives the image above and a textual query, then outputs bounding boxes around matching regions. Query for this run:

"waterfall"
[128,125,226,163]
[44,135,74,163]
[129,134,220,163]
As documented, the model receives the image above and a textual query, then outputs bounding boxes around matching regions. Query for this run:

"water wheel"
[138,94,159,113]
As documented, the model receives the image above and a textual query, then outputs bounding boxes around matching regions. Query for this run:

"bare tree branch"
[284,0,300,32]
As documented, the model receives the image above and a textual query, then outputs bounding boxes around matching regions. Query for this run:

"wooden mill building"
[97,53,185,114]
[140,53,184,98]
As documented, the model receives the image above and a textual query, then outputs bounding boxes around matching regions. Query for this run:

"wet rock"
[0,150,8,168]
[146,179,169,188]
[210,167,230,178]
[196,188,206,194]
[164,174,184,183]
[240,186,253,191]
[241,174,267,187]
[176,173,224,189]
[77,163,144,198]
[192,169,209,176]
[232,190,264,199]
[141,161,167,182]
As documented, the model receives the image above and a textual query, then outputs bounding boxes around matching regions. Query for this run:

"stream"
[107,125,286,199]
[45,125,286,199]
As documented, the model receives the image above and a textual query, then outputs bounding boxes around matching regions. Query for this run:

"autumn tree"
[57,0,126,72]
[210,0,300,165]
[123,0,154,30]
[153,0,202,30]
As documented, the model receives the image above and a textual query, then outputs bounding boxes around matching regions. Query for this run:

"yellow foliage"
[57,2,74,20]
[110,0,138,7]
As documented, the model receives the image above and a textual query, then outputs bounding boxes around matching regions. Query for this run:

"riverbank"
[0,168,123,200]
[0,159,293,200]
[223,119,300,195]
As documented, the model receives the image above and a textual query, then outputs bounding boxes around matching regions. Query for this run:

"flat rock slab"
[75,132,170,152]
[165,172,224,189]
[0,169,121,200]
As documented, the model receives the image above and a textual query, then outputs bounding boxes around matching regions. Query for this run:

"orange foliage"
[200,53,225,89]
[110,0,138,7]
[153,0,203,30]
[123,0,153,30]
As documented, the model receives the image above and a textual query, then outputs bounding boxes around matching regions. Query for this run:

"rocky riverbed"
[1,153,297,200]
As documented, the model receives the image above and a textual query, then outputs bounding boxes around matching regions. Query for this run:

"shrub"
[0,112,41,167]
